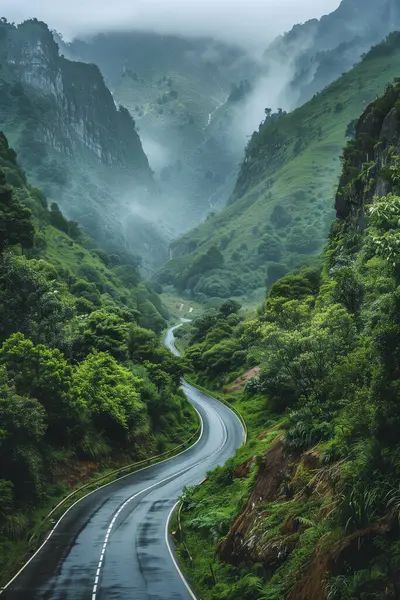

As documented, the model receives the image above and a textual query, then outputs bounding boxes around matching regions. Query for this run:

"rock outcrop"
[0,19,168,270]
[336,71,400,220]
[1,19,151,177]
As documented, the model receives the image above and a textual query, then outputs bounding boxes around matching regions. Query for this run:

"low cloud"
[2,0,340,53]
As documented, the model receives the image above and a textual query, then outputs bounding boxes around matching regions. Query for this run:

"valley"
[2,0,400,599]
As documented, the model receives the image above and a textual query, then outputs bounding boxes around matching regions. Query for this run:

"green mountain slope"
[159,33,400,300]
[176,75,400,600]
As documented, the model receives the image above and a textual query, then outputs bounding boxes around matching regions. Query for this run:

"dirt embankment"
[219,439,399,599]
[224,367,260,393]
[219,439,296,566]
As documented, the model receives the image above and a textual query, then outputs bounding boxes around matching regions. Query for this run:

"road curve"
[2,325,245,600]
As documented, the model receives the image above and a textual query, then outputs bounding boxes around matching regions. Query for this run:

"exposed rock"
[336,83,400,221]
[1,20,151,176]
[287,518,396,600]
[0,19,169,270]
[224,367,261,393]
[232,458,254,479]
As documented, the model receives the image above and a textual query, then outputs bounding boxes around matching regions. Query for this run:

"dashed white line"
[91,404,229,599]
[0,401,204,597]
[91,463,199,598]
[2,378,243,600]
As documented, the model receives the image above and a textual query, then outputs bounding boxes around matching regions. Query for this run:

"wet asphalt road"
[2,325,245,600]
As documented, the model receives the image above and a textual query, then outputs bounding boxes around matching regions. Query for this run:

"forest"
[2,2,400,599]
[0,131,195,582]
[173,80,400,599]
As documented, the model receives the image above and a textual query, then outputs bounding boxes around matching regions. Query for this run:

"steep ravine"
[158,32,400,300]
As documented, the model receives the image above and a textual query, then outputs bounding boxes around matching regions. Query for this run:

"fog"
[3,0,340,53]
[0,0,348,269]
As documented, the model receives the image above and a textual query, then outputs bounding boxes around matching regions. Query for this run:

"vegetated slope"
[175,79,400,599]
[0,131,194,584]
[158,34,400,300]
[0,18,167,273]
[64,31,259,234]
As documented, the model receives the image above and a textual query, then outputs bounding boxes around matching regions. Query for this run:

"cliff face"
[336,69,400,220]
[64,30,259,236]
[1,19,151,176]
[0,19,167,271]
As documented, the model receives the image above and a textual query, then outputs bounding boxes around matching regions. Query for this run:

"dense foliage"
[177,82,400,599]
[0,132,193,577]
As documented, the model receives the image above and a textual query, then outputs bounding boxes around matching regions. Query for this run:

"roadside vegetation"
[175,80,400,599]
[0,132,196,584]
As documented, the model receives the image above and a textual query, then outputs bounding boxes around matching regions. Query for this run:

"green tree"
[0,254,70,346]
[219,300,241,317]
[0,333,84,440]
[127,325,158,362]
[74,309,130,361]
[0,367,46,499]
[0,167,34,252]
[73,352,148,444]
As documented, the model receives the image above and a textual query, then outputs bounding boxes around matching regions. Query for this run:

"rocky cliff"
[0,19,166,271]
[1,19,151,175]
[63,30,259,236]
[336,61,400,220]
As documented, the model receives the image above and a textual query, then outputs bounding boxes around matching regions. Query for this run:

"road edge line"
[166,501,199,600]
[0,403,204,596]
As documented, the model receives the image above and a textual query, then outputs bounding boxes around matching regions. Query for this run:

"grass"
[160,288,205,321]
[171,376,286,600]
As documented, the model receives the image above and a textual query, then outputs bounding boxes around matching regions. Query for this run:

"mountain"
[0,19,167,272]
[63,31,260,234]
[265,0,400,109]
[176,75,400,600]
[158,33,400,300]
[62,0,400,242]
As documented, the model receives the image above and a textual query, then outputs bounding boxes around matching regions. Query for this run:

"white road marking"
[91,405,230,599]
[1,322,244,599]
[91,464,197,599]
[165,501,198,600]
[0,403,204,596]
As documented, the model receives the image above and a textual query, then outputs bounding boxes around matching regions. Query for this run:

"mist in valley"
[3,0,398,282]
[0,1,344,271]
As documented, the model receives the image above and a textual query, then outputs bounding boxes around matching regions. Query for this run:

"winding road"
[2,324,245,600]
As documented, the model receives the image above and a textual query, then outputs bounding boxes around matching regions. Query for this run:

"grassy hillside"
[173,78,400,600]
[159,33,400,300]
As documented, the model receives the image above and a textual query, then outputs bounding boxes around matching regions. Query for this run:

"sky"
[1,0,341,52]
